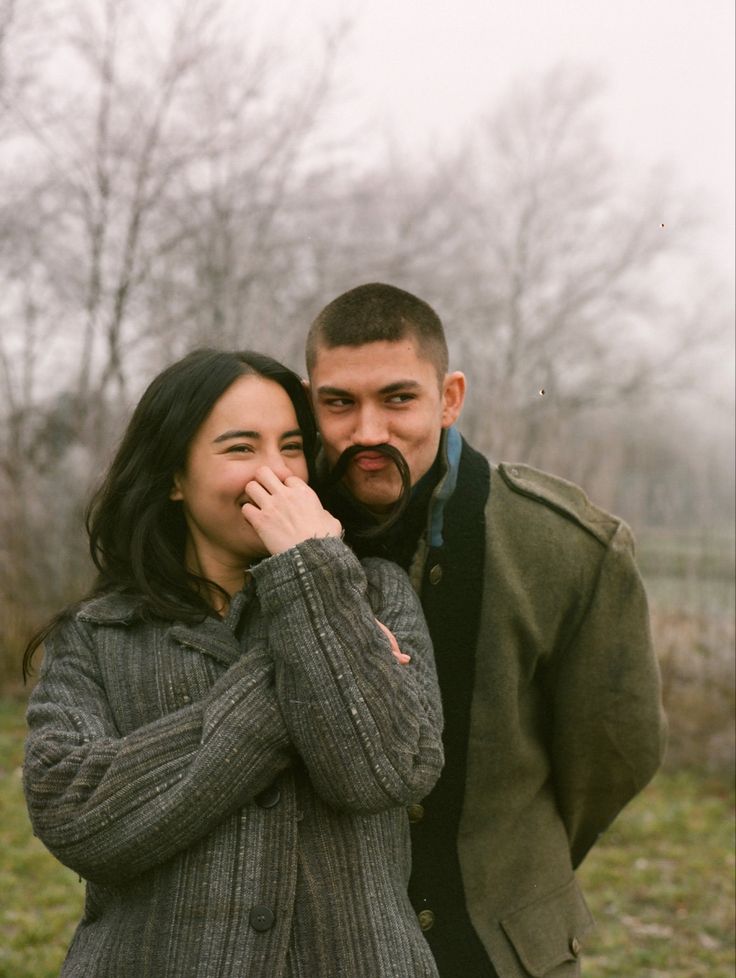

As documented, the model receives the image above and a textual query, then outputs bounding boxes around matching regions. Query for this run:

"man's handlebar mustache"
[321,443,412,540]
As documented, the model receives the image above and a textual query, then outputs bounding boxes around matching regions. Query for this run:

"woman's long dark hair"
[23,349,317,679]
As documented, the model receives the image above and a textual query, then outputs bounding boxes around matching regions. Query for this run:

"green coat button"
[418,909,435,931]
[407,803,425,824]
[429,564,442,585]
[570,936,581,956]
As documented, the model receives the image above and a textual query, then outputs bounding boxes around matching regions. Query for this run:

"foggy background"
[0,0,733,769]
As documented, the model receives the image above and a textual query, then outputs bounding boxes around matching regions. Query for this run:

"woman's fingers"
[242,467,342,554]
[245,468,310,505]
[376,619,411,665]
[245,467,285,502]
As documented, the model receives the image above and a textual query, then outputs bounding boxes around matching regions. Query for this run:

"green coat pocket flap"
[500,878,595,977]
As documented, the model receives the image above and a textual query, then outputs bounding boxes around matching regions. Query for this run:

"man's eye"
[324,398,353,408]
[387,393,415,404]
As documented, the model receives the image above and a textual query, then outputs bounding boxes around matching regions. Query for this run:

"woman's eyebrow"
[212,429,260,443]
[212,427,303,444]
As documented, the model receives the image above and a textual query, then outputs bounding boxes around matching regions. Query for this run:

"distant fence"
[639,527,735,772]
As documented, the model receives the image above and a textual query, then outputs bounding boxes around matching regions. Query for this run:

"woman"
[23,349,443,978]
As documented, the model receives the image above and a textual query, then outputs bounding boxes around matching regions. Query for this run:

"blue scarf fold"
[425,426,463,548]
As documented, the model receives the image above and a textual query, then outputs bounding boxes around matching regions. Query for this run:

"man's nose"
[352,405,389,446]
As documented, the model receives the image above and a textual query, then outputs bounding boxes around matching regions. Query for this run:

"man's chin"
[344,475,401,516]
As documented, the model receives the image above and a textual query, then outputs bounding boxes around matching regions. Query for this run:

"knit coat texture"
[24,538,444,978]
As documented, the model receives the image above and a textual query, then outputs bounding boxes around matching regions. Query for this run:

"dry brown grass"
[652,607,735,772]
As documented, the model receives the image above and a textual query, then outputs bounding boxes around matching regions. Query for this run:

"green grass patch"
[1,699,733,977]
[578,771,735,977]
[0,699,84,978]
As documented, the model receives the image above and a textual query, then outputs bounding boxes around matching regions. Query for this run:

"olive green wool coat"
[405,448,667,978]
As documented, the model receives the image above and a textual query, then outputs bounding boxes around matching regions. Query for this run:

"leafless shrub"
[653,607,735,772]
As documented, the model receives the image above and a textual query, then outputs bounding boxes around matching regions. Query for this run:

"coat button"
[428,564,442,585]
[570,936,581,956]
[249,905,275,932]
[407,803,425,824]
[418,909,435,931]
[254,784,281,808]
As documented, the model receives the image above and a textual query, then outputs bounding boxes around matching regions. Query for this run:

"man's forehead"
[311,338,435,381]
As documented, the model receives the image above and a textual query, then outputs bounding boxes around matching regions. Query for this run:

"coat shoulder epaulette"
[497,462,633,549]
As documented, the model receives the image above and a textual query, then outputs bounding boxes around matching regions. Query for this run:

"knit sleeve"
[251,537,444,812]
[23,621,293,884]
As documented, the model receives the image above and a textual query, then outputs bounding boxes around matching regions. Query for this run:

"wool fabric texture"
[24,538,444,978]
[341,434,667,978]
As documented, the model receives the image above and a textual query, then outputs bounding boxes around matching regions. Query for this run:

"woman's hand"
[376,619,411,665]
[242,466,343,555]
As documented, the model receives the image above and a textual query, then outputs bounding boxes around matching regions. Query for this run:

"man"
[305,283,666,978]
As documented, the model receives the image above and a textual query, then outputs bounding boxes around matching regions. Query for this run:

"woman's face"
[171,374,309,582]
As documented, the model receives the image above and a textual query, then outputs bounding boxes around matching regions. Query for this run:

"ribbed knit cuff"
[250,537,362,610]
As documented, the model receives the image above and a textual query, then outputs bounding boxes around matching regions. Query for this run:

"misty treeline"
[0,0,733,682]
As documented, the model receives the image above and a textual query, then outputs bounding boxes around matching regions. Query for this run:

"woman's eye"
[282,442,304,454]
[227,444,254,454]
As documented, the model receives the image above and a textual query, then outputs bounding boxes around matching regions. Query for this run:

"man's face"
[310,338,465,514]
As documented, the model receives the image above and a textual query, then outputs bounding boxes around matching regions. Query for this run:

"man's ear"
[441,371,466,428]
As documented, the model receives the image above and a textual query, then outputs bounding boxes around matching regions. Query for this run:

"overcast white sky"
[254,0,734,281]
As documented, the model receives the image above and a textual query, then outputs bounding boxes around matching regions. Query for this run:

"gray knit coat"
[24,538,444,978]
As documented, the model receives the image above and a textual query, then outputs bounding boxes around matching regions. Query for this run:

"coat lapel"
[169,619,242,666]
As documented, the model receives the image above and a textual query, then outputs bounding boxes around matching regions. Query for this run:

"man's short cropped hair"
[306,283,449,379]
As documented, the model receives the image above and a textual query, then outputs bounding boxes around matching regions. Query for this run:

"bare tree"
[436,66,717,460]
[0,0,346,682]
[291,65,733,532]
[145,17,348,361]
[0,28,731,687]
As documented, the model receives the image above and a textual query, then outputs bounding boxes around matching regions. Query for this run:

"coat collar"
[76,591,143,625]
[76,585,255,667]
[168,619,242,666]
[171,585,254,665]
